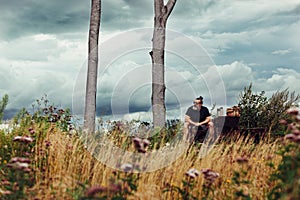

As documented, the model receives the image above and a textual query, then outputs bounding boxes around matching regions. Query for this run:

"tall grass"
[23,123,281,200]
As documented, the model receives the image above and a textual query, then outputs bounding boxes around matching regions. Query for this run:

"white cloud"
[271,48,292,55]
[263,68,300,94]
[1,0,300,121]
[0,33,88,112]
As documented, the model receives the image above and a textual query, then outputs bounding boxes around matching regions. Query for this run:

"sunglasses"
[194,101,203,105]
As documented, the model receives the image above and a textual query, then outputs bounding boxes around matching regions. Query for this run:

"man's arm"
[185,115,198,126]
[197,116,211,126]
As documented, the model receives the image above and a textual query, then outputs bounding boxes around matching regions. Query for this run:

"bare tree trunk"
[84,0,101,133]
[150,0,177,128]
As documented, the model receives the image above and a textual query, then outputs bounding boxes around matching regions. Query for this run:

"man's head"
[194,96,203,107]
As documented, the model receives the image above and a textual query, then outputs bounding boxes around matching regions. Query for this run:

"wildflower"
[287,123,297,131]
[120,163,133,172]
[293,135,300,143]
[28,127,35,134]
[185,168,200,179]
[7,162,29,170]
[13,136,34,143]
[85,185,106,197]
[133,137,143,148]
[24,152,31,157]
[0,189,12,195]
[285,134,295,140]
[279,119,287,125]
[226,179,231,184]
[43,107,49,114]
[236,156,249,164]
[201,169,220,184]
[45,140,51,147]
[58,109,65,114]
[286,107,299,116]
[132,137,150,153]
[292,129,300,135]
[51,113,59,120]
[10,157,31,164]
[1,179,11,186]
[23,168,31,173]
[6,157,31,172]
[265,154,273,160]
[108,183,122,192]
[143,139,150,148]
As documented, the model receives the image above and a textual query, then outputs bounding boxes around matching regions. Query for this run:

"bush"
[238,83,268,129]
[268,108,300,199]
[238,84,300,135]
[13,95,72,132]
[0,94,9,123]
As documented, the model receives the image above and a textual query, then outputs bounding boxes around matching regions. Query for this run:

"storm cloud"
[0,0,299,121]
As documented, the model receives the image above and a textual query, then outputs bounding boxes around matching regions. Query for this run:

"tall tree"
[84,0,101,133]
[150,0,177,128]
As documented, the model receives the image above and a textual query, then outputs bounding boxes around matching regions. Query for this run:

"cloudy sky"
[1,0,300,122]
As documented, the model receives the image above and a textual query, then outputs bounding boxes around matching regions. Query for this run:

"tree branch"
[164,0,177,19]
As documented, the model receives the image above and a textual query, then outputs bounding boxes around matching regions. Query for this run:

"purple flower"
[10,157,31,164]
[86,185,106,197]
[7,162,29,170]
[28,127,35,134]
[45,140,51,147]
[293,135,300,143]
[285,134,295,140]
[1,179,10,186]
[133,137,143,149]
[279,119,287,125]
[58,109,65,114]
[132,137,150,153]
[185,168,200,179]
[201,169,220,183]
[13,136,34,143]
[120,163,133,172]
[108,183,122,192]
[236,157,249,164]
[287,108,299,115]
[292,129,300,135]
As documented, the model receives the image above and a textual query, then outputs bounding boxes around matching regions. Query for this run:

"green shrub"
[238,83,268,129]
[268,108,300,199]
[0,94,9,123]
[238,84,300,135]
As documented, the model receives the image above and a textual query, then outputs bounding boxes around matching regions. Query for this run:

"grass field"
[2,116,298,200]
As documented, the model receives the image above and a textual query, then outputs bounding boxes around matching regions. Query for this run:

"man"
[184,96,213,142]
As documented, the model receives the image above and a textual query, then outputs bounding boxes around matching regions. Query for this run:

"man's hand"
[195,122,202,126]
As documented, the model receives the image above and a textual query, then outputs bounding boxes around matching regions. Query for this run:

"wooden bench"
[213,116,267,142]
[213,116,240,134]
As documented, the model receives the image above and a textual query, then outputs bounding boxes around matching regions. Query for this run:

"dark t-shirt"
[185,105,210,125]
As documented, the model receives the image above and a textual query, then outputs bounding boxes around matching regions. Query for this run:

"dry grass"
[30,125,281,200]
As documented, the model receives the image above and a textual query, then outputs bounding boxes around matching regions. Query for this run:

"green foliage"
[0,101,70,199]
[13,95,73,132]
[231,169,251,200]
[163,176,199,200]
[73,170,139,200]
[238,83,268,129]
[0,94,9,123]
[238,83,300,134]
[261,89,300,134]
[0,132,35,199]
[268,110,300,200]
